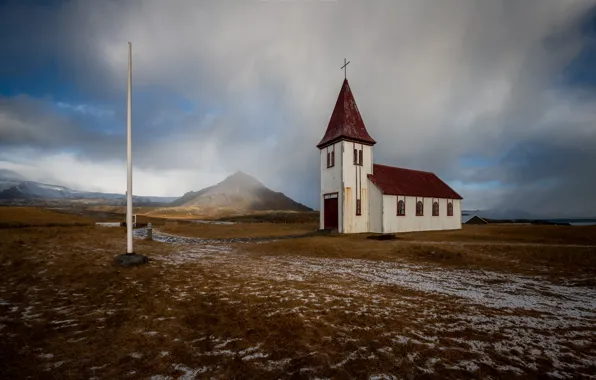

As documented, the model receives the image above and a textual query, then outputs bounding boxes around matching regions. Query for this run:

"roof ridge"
[373,163,435,175]
[370,163,463,199]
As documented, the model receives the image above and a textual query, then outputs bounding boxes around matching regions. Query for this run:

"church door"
[323,193,339,230]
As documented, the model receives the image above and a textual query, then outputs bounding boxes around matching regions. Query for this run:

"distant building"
[317,78,463,233]
[463,215,488,224]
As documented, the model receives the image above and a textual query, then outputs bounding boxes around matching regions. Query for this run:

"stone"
[114,253,149,267]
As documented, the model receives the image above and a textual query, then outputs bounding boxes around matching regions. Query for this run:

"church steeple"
[316,78,376,149]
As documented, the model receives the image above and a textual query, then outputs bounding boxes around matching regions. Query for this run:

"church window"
[356,199,361,215]
[353,147,363,166]
[327,150,335,168]
[416,200,424,216]
[432,201,439,216]
[447,202,453,216]
[397,200,405,216]
[331,151,335,166]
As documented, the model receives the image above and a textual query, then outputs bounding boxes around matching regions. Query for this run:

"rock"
[114,253,149,267]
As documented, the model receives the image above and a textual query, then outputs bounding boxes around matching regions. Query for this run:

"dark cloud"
[0,95,121,156]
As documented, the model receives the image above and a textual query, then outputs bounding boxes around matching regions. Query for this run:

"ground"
[0,207,595,379]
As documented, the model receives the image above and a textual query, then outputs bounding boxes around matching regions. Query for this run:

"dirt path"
[134,227,316,244]
[137,228,596,248]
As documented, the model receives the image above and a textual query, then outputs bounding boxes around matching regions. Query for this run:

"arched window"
[447,202,453,216]
[397,200,405,216]
[416,200,424,216]
[432,201,439,216]
[353,148,363,165]
[326,150,335,168]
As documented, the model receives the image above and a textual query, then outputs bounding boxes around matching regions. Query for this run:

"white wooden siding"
[368,179,383,233]
[381,195,461,233]
[340,141,373,233]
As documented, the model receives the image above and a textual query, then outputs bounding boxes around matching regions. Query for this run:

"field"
[1,207,595,379]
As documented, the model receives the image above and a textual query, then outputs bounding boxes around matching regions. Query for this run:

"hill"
[169,171,312,212]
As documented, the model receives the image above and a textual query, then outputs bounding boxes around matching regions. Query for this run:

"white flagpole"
[126,41,134,254]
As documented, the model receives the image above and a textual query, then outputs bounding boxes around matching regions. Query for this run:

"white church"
[318,78,463,234]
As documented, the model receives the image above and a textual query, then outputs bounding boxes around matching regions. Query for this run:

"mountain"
[0,174,177,205]
[0,180,116,200]
[170,171,312,212]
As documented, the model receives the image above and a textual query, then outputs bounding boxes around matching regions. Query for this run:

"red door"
[324,193,339,230]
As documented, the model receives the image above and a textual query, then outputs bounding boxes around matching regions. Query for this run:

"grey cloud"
[0,168,25,181]
[0,95,121,156]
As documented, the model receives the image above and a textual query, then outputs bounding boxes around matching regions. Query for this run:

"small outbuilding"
[463,215,488,225]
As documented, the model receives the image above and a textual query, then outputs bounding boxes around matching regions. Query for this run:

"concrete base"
[114,253,149,267]
[318,228,338,234]
[367,234,396,241]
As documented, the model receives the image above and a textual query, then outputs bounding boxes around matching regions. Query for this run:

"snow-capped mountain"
[0,180,120,200]
[0,171,177,204]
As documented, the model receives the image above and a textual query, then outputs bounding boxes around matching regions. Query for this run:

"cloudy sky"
[1,0,596,216]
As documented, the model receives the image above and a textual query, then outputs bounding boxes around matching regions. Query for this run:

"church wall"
[453,199,462,227]
[368,180,383,233]
[382,195,462,233]
[320,142,343,230]
[341,141,373,233]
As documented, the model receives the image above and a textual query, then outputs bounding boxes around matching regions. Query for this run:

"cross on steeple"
[341,58,350,80]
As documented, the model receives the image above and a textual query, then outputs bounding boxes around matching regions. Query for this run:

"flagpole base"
[114,253,149,267]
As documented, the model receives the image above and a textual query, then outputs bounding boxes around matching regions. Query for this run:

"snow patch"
[242,352,268,361]
[172,364,208,379]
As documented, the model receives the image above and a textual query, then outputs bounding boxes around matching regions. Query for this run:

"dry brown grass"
[0,206,94,228]
[0,226,472,379]
[160,221,318,239]
[398,224,596,245]
[0,206,174,228]
[1,208,595,379]
[143,208,319,223]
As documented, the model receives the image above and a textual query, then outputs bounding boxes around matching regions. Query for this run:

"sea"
[546,219,596,226]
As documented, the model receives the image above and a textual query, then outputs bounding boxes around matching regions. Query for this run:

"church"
[317,77,463,234]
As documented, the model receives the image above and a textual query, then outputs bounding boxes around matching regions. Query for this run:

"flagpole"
[115,41,147,267]
[126,41,134,254]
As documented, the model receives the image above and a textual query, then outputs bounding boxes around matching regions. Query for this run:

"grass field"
[0,207,595,379]
[159,221,318,239]
[0,206,94,227]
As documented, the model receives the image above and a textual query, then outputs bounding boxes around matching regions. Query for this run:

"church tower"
[317,78,376,233]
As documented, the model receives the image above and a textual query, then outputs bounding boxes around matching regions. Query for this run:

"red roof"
[368,164,463,199]
[317,79,376,149]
